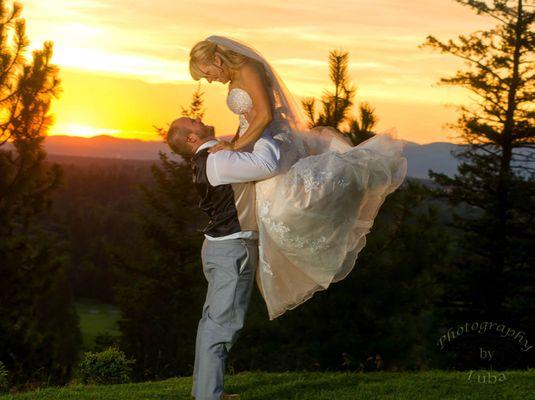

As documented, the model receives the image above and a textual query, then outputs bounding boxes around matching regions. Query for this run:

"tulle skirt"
[254,126,408,320]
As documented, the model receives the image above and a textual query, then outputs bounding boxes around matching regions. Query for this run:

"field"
[74,298,122,352]
[1,370,534,399]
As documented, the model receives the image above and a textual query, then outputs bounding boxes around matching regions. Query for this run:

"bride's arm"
[232,63,272,150]
[210,63,272,152]
[230,125,240,144]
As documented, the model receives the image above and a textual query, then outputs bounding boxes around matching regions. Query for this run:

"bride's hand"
[208,139,234,153]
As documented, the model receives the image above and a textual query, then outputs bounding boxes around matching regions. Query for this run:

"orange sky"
[19,0,497,144]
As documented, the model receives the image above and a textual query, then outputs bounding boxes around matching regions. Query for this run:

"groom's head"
[166,117,215,156]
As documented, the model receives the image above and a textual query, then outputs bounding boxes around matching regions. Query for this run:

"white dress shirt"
[194,132,281,241]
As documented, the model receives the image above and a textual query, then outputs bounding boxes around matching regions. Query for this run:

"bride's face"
[199,54,231,84]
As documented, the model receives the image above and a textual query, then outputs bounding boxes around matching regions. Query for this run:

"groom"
[166,116,280,400]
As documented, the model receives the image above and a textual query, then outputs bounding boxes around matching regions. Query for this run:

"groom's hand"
[209,139,234,153]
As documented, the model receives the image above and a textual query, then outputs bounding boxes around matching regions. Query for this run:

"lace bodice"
[227,88,253,136]
[226,86,294,146]
[227,87,253,114]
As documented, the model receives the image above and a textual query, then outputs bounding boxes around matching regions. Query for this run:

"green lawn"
[74,298,122,352]
[1,370,534,399]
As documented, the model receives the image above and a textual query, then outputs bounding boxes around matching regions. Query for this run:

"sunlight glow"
[51,47,191,83]
[51,124,121,138]
[19,0,496,144]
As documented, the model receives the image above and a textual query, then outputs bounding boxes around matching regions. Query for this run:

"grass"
[1,370,534,399]
[74,298,122,352]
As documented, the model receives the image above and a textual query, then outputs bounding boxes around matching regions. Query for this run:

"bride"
[188,35,408,320]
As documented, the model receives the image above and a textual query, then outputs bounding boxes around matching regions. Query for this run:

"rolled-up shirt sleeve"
[206,135,281,186]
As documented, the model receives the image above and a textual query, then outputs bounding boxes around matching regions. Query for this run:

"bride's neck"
[228,67,238,84]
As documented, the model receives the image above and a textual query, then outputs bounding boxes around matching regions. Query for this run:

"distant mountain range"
[43,134,173,161]
[401,140,460,179]
[39,134,461,180]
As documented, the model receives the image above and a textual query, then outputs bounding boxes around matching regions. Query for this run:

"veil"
[206,35,309,134]
[205,35,402,156]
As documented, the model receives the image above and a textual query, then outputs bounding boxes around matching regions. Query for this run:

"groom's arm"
[206,134,280,186]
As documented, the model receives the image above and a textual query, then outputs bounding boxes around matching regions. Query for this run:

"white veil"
[206,35,310,134]
[205,35,399,156]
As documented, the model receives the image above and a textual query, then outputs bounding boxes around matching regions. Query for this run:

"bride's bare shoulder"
[238,58,267,83]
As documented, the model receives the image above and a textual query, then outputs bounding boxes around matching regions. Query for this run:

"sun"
[49,123,121,138]
[65,124,98,138]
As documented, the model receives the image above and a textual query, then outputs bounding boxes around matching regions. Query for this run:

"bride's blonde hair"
[189,39,249,81]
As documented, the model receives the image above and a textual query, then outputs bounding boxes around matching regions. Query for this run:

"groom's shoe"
[221,393,240,399]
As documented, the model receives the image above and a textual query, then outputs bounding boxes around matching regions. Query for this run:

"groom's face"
[168,117,215,156]
[188,117,215,139]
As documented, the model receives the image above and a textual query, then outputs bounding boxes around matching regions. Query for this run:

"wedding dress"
[216,36,408,320]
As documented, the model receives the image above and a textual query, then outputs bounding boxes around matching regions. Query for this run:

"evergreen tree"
[0,0,81,386]
[346,102,379,145]
[302,50,380,145]
[112,87,207,380]
[181,82,205,120]
[420,0,534,351]
[302,50,355,130]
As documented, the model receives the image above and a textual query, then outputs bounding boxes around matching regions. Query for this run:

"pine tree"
[346,102,379,145]
[420,0,534,337]
[302,50,379,145]
[302,50,355,130]
[0,0,81,386]
[112,86,207,379]
[181,82,205,119]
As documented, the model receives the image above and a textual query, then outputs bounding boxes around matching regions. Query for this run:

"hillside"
[1,370,533,399]
[40,135,461,180]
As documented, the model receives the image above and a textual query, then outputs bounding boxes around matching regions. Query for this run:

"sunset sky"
[20,0,497,144]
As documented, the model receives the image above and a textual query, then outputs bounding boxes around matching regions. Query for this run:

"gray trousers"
[191,237,258,400]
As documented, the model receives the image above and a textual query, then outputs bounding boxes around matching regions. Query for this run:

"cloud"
[21,0,495,91]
